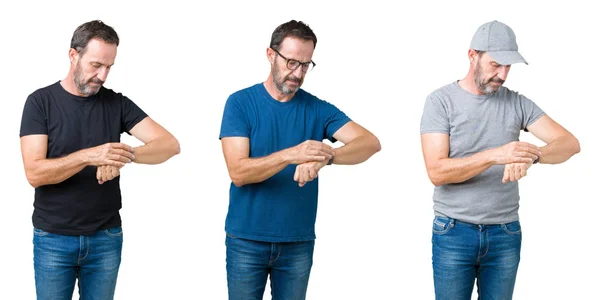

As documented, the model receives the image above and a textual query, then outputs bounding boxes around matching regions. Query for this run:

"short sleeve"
[219,95,250,139]
[121,95,148,134]
[518,94,545,132]
[319,100,351,143]
[20,94,47,137]
[420,94,450,134]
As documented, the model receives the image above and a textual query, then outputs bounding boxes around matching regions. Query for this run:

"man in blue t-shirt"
[219,20,381,299]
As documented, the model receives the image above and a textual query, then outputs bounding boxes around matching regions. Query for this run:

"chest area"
[248,104,325,156]
[448,101,522,155]
[45,100,122,157]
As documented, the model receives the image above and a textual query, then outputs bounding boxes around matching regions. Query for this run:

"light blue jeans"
[33,227,123,300]
[432,216,522,300]
[225,233,315,300]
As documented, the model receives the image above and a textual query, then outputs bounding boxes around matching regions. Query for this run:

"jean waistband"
[436,216,518,229]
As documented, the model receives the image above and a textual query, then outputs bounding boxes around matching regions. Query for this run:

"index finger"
[110,143,135,153]
[517,142,541,154]
[319,144,334,154]
[502,166,510,184]
[105,160,126,168]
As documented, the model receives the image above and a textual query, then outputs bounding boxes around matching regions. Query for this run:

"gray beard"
[474,71,499,95]
[74,65,102,96]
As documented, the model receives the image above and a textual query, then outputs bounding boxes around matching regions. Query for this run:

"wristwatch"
[533,156,540,164]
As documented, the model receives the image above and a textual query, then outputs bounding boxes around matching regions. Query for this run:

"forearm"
[26,151,88,188]
[229,150,291,187]
[539,135,580,164]
[331,134,381,165]
[427,149,494,186]
[133,136,180,164]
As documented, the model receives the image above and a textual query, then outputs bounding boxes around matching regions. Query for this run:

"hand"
[502,161,533,184]
[294,160,328,187]
[97,165,121,184]
[492,141,541,165]
[83,143,135,167]
[287,140,333,165]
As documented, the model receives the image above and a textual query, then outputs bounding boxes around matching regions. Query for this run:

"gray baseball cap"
[470,20,528,65]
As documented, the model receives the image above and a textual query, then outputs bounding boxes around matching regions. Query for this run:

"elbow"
[429,177,444,187]
[173,141,181,156]
[28,181,41,189]
[171,137,181,156]
[426,169,445,187]
[26,173,41,188]
[572,137,581,155]
[231,177,246,188]
[229,171,246,188]
[559,134,581,160]
[232,180,245,188]
[365,134,381,155]
[372,136,382,153]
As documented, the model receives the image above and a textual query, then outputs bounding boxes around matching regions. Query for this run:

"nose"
[497,65,510,80]
[96,67,110,82]
[292,66,305,78]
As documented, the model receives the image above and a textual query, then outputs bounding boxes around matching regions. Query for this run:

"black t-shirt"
[19,81,147,236]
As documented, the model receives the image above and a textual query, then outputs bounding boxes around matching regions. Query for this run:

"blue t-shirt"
[219,83,351,242]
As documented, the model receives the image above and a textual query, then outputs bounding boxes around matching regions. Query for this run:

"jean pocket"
[104,227,123,237]
[33,227,49,237]
[502,221,522,235]
[432,216,453,235]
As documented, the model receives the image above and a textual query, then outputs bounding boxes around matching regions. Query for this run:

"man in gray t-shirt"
[420,20,580,300]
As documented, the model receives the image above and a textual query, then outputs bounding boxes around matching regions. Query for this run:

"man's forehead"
[80,40,116,63]
[278,38,314,60]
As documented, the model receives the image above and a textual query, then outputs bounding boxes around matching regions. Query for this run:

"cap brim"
[488,51,528,65]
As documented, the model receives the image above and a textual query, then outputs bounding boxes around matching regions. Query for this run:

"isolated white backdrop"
[0,1,597,299]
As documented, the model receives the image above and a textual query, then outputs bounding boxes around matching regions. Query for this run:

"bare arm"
[421,133,541,186]
[129,117,180,165]
[421,133,495,186]
[222,137,289,187]
[221,137,333,187]
[329,121,381,165]
[21,135,134,188]
[526,115,580,164]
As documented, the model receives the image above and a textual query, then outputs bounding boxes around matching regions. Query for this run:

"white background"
[1,0,597,299]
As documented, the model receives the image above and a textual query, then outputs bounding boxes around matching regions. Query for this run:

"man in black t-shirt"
[19,20,180,300]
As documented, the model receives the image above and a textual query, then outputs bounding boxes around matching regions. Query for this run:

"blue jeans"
[432,216,522,300]
[33,227,123,300]
[225,234,315,300]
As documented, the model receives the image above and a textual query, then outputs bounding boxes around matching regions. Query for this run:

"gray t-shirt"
[420,81,545,224]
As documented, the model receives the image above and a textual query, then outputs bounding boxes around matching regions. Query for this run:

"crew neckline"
[452,80,493,100]
[55,80,100,101]
[258,82,301,106]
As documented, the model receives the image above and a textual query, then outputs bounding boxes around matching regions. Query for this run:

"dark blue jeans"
[225,233,315,300]
[432,216,522,300]
[33,227,123,300]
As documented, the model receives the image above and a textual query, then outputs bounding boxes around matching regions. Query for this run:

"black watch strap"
[327,156,334,165]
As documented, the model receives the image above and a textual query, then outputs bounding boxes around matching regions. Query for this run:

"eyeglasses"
[271,48,316,72]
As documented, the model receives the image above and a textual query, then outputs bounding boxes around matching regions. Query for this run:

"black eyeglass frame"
[270,47,316,72]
